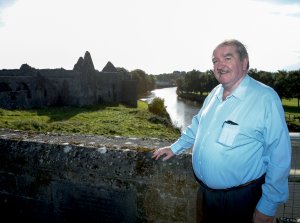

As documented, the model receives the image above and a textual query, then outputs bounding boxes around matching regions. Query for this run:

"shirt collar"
[216,74,250,101]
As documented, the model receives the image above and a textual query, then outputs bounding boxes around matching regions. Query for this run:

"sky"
[0,0,300,75]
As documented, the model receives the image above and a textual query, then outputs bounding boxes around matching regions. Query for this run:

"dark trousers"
[197,174,265,223]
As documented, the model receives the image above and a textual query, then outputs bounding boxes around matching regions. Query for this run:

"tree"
[287,70,300,107]
[130,69,154,96]
[274,70,289,99]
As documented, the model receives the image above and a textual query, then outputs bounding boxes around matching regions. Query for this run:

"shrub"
[148,97,165,116]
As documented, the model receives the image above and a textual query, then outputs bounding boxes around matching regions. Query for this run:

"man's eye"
[225,57,231,61]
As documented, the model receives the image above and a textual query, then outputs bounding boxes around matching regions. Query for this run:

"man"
[152,39,291,223]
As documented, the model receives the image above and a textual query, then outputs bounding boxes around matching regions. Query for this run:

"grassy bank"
[282,98,300,131]
[0,98,299,139]
[0,101,181,140]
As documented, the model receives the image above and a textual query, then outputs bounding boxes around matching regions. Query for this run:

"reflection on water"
[142,87,202,131]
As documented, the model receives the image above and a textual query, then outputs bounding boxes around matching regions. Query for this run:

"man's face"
[212,45,248,90]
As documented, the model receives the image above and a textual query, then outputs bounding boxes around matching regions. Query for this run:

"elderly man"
[152,39,291,223]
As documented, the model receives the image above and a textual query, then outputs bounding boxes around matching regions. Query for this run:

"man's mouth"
[218,69,229,75]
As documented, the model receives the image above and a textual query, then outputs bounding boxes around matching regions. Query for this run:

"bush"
[148,97,165,115]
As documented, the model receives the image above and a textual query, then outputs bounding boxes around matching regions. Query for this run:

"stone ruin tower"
[0,52,137,109]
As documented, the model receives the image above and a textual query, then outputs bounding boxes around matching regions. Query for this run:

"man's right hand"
[152,146,174,161]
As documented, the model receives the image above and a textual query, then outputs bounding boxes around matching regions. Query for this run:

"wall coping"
[0,128,176,152]
[1,128,299,150]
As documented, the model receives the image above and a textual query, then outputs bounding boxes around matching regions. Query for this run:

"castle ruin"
[0,51,137,109]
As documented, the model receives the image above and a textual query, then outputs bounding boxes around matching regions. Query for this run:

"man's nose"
[215,61,225,70]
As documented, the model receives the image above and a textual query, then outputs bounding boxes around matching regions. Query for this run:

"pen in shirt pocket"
[222,120,239,127]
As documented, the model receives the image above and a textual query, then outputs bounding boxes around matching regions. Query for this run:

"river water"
[141,87,202,131]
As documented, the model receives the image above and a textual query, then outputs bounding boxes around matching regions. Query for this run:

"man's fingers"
[152,153,161,160]
[152,148,167,160]
[162,154,172,161]
[152,151,162,160]
[152,147,174,161]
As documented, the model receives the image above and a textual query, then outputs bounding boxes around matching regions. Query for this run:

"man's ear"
[243,58,249,71]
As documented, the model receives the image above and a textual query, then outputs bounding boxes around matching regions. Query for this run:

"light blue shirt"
[170,74,291,216]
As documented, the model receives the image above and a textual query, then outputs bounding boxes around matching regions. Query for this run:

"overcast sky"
[0,0,300,74]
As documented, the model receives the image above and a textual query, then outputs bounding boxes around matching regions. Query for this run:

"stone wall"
[1,129,298,222]
[0,130,198,223]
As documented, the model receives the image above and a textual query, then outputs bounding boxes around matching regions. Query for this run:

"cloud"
[0,0,18,26]
[251,0,300,18]
[281,51,300,71]
[1,0,300,73]
[286,12,300,18]
[251,0,300,5]
[0,0,18,10]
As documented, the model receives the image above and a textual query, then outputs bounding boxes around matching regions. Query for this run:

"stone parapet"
[1,129,299,222]
[0,129,198,222]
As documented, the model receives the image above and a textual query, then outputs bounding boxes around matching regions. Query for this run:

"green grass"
[1,98,299,138]
[0,101,180,140]
[282,98,300,128]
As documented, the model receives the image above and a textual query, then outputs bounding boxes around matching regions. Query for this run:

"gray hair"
[216,39,250,70]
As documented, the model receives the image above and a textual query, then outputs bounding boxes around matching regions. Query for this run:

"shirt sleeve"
[170,87,218,155]
[170,113,199,154]
[256,92,291,216]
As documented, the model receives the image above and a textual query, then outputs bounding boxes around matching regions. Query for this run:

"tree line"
[128,68,300,107]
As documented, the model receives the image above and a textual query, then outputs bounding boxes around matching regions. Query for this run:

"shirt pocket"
[217,122,240,147]
[217,124,263,149]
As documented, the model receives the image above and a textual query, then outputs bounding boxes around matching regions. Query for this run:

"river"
[141,87,202,131]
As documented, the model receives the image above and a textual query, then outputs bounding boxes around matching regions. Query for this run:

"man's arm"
[256,93,291,216]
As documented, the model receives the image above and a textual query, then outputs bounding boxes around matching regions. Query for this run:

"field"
[282,98,300,128]
[0,98,299,138]
[0,101,180,140]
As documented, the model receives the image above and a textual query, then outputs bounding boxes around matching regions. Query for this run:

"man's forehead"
[213,46,236,57]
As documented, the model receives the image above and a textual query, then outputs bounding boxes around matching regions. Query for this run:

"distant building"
[0,51,137,109]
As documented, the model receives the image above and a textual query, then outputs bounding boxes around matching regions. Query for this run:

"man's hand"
[253,209,274,223]
[152,146,174,161]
